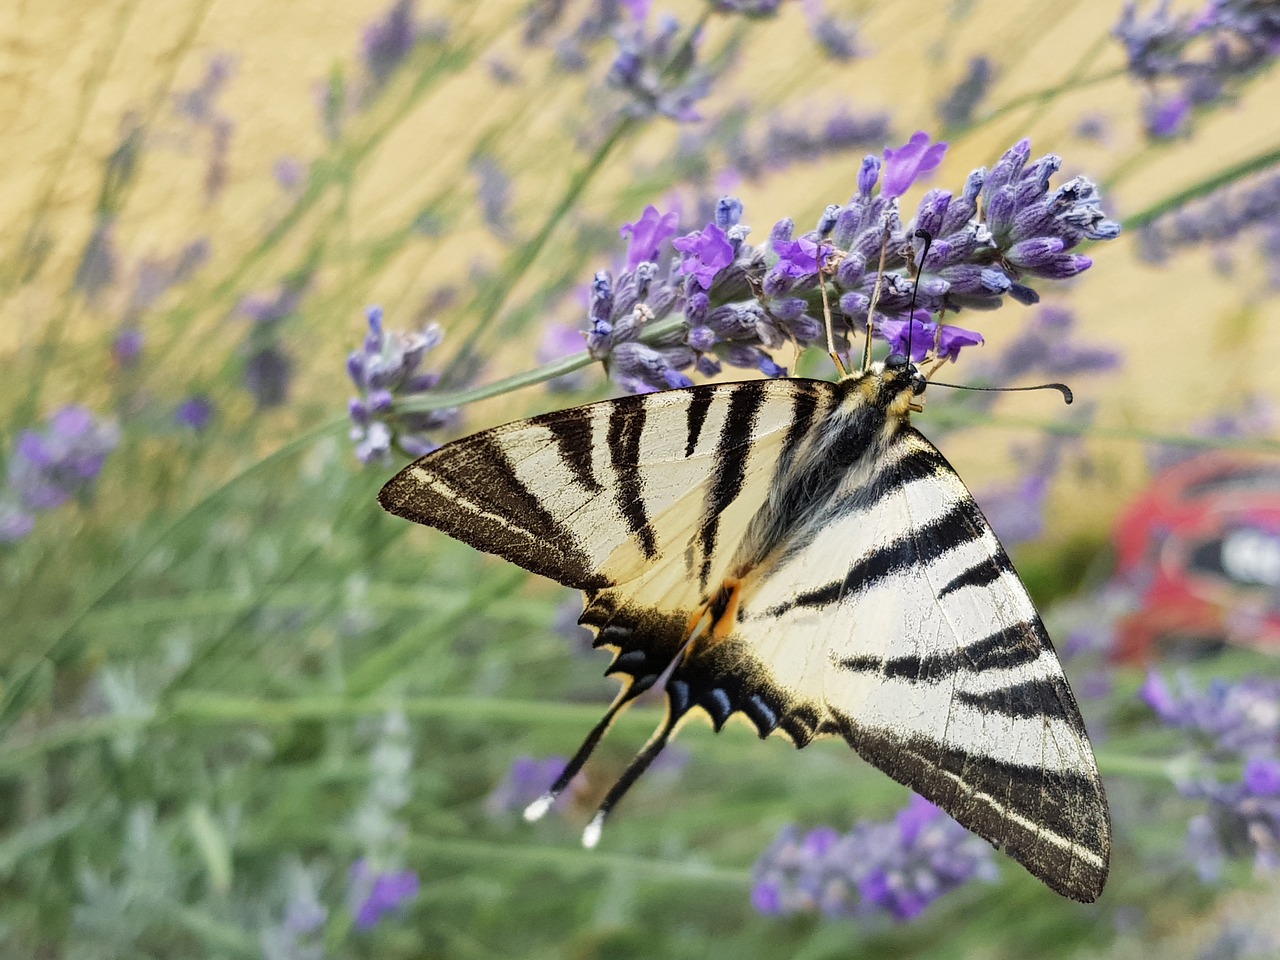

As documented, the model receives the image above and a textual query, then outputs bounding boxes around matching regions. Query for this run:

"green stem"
[1121,142,1280,229]
[446,116,636,377]
[393,313,688,415]
[23,418,345,669]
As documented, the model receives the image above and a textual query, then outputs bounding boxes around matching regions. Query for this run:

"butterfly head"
[883,352,928,397]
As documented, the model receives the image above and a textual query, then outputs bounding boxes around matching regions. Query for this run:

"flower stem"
[1120,142,1280,229]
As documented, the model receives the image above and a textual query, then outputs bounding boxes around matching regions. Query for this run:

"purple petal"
[881,131,948,199]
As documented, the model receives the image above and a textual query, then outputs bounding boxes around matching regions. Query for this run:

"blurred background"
[3,0,1280,957]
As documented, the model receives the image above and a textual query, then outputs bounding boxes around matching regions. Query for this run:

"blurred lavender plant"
[1143,672,1280,879]
[606,3,714,122]
[1,406,120,543]
[1115,0,1280,138]
[347,711,420,929]
[752,794,998,921]
[261,862,328,960]
[937,56,995,130]
[1136,169,1280,276]
[347,306,457,463]
[485,754,584,818]
[802,0,861,61]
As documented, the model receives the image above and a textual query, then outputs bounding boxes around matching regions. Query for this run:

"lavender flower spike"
[346,306,456,463]
[349,858,420,930]
[751,794,997,921]
[881,131,948,198]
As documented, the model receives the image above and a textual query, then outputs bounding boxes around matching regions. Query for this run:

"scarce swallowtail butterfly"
[378,353,1111,903]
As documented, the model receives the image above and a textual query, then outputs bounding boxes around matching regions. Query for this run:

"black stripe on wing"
[378,427,609,590]
[767,495,987,616]
[835,620,1050,681]
[608,402,657,560]
[694,386,767,588]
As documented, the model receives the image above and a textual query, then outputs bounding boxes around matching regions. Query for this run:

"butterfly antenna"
[905,228,934,363]
[929,380,1075,404]
[581,706,681,849]
[522,686,643,823]
[819,252,849,378]
[860,221,893,371]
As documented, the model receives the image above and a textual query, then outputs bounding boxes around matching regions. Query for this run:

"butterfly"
[379,353,1111,902]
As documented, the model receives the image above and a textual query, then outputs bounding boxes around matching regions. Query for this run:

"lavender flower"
[260,864,327,960]
[362,0,419,86]
[8,406,119,513]
[620,205,680,270]
[485,755,585,816]
[585,135,1119,392]
[471,155,513,239]
[752,794,998,921]
[1136,169,1280,264]
[349,858,420,930]
[1141,672,1280,756]
[112,328,144,367]
[803,0,860,60]
[273,157,305,189]
[937,56,995,129]
[978,305,1121,386]
[0,500,35,544]
[244,345,293,410]
[607,7,712,122]
[1115,1,1280,138]
[174,55,234,123]
[174,395,215,431]
[347,306,456,463]
[1183,765,1280,881]
[973,437,1068,548]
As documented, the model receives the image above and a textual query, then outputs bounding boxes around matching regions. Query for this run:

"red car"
[1112,453,1280,662]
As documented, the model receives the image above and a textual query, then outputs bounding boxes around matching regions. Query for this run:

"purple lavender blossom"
[620,205,680,270]
[112,328,144,367]
[877,314,983,363]
[273,157,305,189]
[1136,169,1280,265]
[0,501,35,544]
[973,438,1068,548]
[606,8,712,122]
[175,395,215,431]
[803,0,860,60]
[484,755,584,816]
[673,223,736,289]
[978,306,1121,387]
[174,55,234,123]
[1145,92,1191,138]
[881,132,947,199]
[238,284,305,325]
[347,306,456,463]
[349,858,419,930]
[1182,767,1280,881]
[937,56,995,129]
[583,137,1118,392]
[362,0,419,86]
[470,155,513,239]
[751,794,998,920]
[1141,671,1280,756]
[244,346,293,410]
[1115,1,1280,138]
[8,407,120,513]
